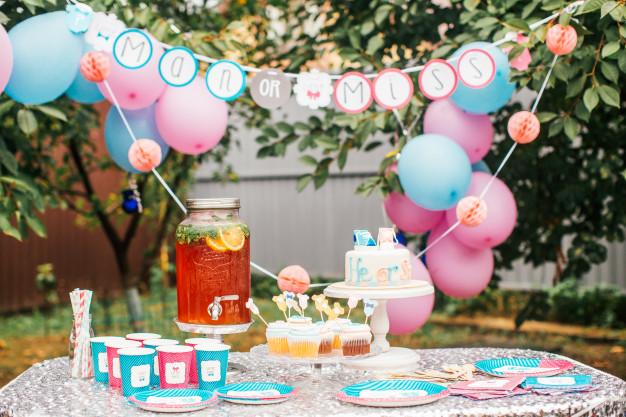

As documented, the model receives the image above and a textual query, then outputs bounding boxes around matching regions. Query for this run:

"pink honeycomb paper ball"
[546,24,578,56]
[79,51,111,83]
[456,196,488,227]
[278,265,311,294]
[128,138,162,172]
[508,111,540,144]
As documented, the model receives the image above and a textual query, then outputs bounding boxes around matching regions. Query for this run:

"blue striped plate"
[474,358,573,377]
[129,389,217,413]
[216,382,297,405]
[338,379,449,407]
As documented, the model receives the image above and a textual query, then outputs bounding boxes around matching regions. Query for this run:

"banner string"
[158,0,583,80]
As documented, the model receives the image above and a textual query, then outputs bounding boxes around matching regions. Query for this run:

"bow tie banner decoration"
[0,1,585,306]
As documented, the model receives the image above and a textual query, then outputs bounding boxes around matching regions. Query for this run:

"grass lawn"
[1,292,624,387]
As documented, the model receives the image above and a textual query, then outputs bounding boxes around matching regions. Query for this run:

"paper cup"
[156,345,194,389]
[119,347,155,397]
[185,338,221,384]
[105,339,142,388]
[89,336,125,383]
[143,339,179,387]
[126,333,161,346]
[195,344,230,392]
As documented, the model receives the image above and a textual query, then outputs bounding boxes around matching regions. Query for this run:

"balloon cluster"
[0,8,229,174]
[385,28,579,333]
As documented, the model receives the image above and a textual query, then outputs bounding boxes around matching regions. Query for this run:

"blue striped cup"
[119,347,155,397]
[89,336,125,383]
[143,338,180,387]
[194,343,230,392]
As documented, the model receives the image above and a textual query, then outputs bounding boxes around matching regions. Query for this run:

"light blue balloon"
[104,104,170,173]
[398,134,472,211]
[65,44,104,104]
[472,160,492,174]
[451,41,516,115]
[6,11,84,105]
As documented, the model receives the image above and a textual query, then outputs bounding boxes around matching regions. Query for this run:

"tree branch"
[67,138,121,247]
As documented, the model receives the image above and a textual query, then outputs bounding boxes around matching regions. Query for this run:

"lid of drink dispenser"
[186,198,240,210]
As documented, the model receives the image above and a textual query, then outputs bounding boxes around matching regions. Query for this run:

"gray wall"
[191,107,626,291]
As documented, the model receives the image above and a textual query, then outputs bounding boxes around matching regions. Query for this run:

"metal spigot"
[207,295,239,320]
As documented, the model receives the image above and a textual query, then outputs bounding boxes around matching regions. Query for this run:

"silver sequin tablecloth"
[1,348,624,417]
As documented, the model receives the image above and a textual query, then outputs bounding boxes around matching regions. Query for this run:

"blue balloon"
[472,160,492,174]
[398,134,472,211]
[450,42,516,115]
[65,44,104,104]
[6,11,84,104]
[104,104,170,173]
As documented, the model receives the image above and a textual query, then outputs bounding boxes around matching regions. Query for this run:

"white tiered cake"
[344,228,412,288]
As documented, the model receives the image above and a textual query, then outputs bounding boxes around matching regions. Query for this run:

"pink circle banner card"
[457,49,496,89]
[333,72,373,114]
[418,59,458,100]
[372,68,414,110]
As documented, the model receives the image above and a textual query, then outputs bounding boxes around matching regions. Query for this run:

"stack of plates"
[337,379,449,407]
[129,389,217,413]
[475,357,573,378]
[215,382,297,405]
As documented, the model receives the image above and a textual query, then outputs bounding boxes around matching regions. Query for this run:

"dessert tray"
[250,343,382,366]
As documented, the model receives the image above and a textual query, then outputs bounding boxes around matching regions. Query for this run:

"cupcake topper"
[272,294,288,320]
[245,298,268,326]
[297,293,309,311]
[312,294,327,322]
[332,302,345,319]
[284,291,296,317]
[347,295,360,319]
[322,302,334,320]
[363,298,378,324]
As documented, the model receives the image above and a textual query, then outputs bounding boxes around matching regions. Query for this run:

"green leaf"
[25,215,47,238]
[600,61,619,83]
[0,145,18,175]
[33,105,68,122]
[463,0,480,11]
[0,101,14,116]
[597,85,620,108]
[563,117,580,140]
[475,17,499,27]
[601,41,620,58]
[276,121,293,133]
[566,75,586,98]
[360,20,375,36]
[618,50,626,72]
[536,112,557,122]
[348,30,361,50]
[296,174,312,192]
[600,1,618,17]
[580,0,607,14]
[366,34,384,56]
[299,155,317,166]
[375,5,393,26]
[17,109,38,135]
[583,88,599,112]
[0,215,22,241]
[504,18,530,32]
[548,119,563,137]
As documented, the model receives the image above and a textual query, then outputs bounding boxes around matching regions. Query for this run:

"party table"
[0,348,624,417]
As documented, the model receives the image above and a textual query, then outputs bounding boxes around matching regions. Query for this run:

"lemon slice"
[219,226,246,251]
[205,235,228,252]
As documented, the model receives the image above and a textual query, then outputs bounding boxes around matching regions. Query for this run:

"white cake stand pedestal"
[324,281,434,372]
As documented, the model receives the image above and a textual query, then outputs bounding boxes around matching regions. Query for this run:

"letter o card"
[250,70,292,109]
[333,72,373,114]
[205,60,247,101]
[418,59,458,100]
[113,29,153,69]
[158,47,198,87]
[372,68,413,110]
[457,49,496,89]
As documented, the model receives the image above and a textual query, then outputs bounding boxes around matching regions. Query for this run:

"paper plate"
[216,381,297,405]
[337,379,449,407]
[129,389,217,413]
[475,358,573,377]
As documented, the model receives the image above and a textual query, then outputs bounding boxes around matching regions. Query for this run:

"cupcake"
[266,321,290,354]
[287,326,321,358]
[287,315,313,328]
[318,325,334,355]
[340,323,372,356]
[327,318,352,350]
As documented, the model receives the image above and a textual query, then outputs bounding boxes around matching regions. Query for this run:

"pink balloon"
[384,192,443,234]
[98,32,166,110]
[388,245,434,335]
[155,77,228,155]
[446,172,517,249]
[0,24,13,94]
[423,99,493,163]
[427,222,493,299]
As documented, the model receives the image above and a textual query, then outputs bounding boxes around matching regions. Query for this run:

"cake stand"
[324,280,434,372]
